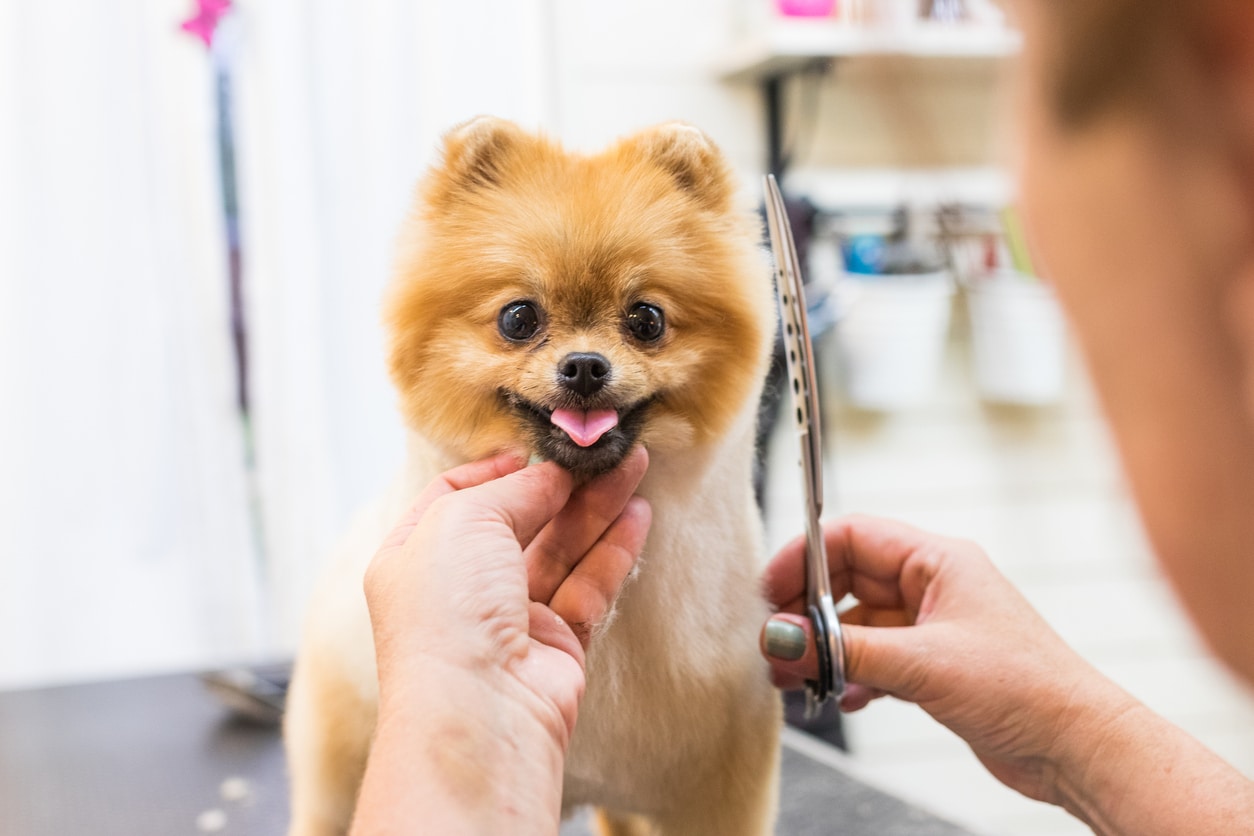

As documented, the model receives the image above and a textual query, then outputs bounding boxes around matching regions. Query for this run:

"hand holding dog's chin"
[354,449,649,834]
[364,448,648,718]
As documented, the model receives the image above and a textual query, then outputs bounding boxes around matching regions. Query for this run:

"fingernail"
[763,617,806,661]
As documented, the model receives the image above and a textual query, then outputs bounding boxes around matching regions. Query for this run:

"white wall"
[0,0,263,687]
[550,0,762,162]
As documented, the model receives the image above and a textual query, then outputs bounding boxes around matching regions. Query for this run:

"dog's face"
[387,118,773,477]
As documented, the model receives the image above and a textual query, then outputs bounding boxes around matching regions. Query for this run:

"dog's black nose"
[558,352,610,397]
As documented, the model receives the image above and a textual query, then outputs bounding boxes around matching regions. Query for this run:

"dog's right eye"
[499,301,541,342]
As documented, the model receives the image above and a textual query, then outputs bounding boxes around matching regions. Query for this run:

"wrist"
[355,659,568,836]
[1047,680,1145,817]
[1048,686,1254,836]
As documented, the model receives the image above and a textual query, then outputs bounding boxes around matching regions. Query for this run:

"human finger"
[838,683,889,712]
[523,601,587,739]
[527,600,586,669]
[761,612,929,705]
[378,453,526,551]
[761,599,914,687]
[762,515,944,614]
[547,497,651,648]
[761,597,919,684]
[760,612,818,690]
[840,602,913,628]
[455,460,577,550]
[526,447,649,602]
[758,602,913,690]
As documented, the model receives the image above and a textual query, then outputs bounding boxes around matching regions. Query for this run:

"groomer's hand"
[355,448,650,836]
[760,515,1135,808]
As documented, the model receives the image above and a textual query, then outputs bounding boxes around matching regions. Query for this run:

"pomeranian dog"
[284,117,781,835]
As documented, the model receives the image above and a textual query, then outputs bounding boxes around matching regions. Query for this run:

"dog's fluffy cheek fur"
[390,323,526,460]
[652,321,765,446]
[648,275,774,447]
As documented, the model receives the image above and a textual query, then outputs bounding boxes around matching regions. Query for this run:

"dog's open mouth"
[503,392,651,477]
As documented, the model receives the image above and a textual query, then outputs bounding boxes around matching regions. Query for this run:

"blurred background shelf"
[715,19,1021,177]
[716,20,1022,82]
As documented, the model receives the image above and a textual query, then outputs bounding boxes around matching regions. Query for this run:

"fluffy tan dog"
[284,117,781,835]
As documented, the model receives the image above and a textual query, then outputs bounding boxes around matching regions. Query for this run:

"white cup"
[835,270,954,410]
[966,270,1066,404]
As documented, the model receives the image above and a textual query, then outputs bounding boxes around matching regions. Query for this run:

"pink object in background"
[777,0,837,16]
[180,0,232,48]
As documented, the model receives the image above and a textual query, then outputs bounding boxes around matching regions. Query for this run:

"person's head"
[1012,0,1254,683]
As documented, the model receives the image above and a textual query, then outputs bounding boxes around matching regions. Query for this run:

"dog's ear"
[622,123,734,211]
[437,116,528,191]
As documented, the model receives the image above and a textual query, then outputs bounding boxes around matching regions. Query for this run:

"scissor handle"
[804,514,846,712]
[807,604,833,703]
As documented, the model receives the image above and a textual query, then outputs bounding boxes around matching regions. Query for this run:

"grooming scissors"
[763,174,846,716]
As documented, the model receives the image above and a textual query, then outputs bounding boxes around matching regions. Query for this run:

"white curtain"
[233,0,555,647]
[0,0,263,687]
[0,0,584,684]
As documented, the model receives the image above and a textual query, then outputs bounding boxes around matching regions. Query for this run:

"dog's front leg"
[284,655,376,836]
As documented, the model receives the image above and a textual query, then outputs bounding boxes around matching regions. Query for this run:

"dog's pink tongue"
[551,408,619,447]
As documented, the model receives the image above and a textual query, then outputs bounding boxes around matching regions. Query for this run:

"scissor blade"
[764,175,824,515]
[765,175,847,706]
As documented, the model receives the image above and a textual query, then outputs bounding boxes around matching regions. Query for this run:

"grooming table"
[0,672,976,835]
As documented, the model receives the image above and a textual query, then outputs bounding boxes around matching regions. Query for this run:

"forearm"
[351,666,567,836]
[1054,692,1254,836]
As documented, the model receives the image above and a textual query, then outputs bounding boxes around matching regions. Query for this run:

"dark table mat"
[0,673,975,835]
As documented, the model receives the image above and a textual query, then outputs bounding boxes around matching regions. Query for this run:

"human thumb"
[838,622,928,705]
[761,614,923,704]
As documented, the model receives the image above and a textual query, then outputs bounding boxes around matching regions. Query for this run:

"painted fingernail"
[763,617,806,661]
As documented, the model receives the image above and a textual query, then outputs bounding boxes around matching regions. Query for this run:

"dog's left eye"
[499,301,541,342]
[626,303,665,342]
